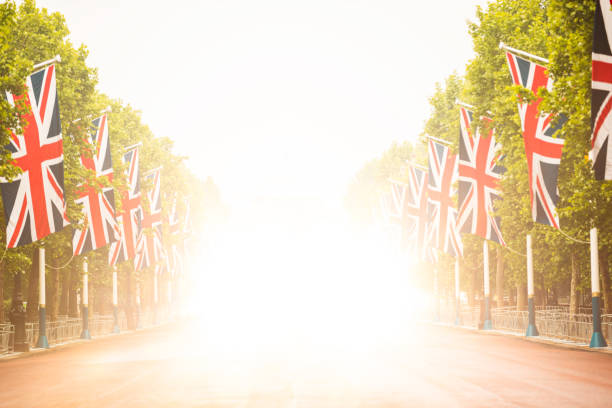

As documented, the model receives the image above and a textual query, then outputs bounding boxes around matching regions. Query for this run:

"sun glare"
[181,203,429,364]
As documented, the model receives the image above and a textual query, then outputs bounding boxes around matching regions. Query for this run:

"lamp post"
[36,248,49,348]
[589,228,607,348]
[80,260,91,339]
[526,235,539,337]
[10,272,29,352]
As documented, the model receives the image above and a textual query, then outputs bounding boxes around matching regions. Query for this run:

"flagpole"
[80,259,91,339]
[482,241,492,330]
[525,235,539,337]
[123,142,143,151]
[112,266,120,334]
[589,228,607,347]
[136,282,142,329]
[454,259,462,325]
[499,42,549,64]
[153,268,159,325]
[33,55,61,70]
[433,266,440,322]
[36,248,49,348]
[143,166,163,176]
[405,160,427,171]
[426,135,452,146]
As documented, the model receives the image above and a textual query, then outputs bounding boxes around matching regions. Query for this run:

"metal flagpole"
[153,271,159,325]
[80,260,91,339]
[426,134,452,146]
[454,259,462,325]
[112,266,120,334]
[33,55,61,70]
[482,241,492,330]
[433,267,440,322]
[589,228,607,347]
[499,42,549,64]
[36,248,49,348]
[135,282,142,329]
[525,235,539,337]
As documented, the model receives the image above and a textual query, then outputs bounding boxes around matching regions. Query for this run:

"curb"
[431,321,612,355]
[0,322,174,362]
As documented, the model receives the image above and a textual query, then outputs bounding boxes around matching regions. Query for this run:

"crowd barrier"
[439,302,612,344]
[0,307,173,355]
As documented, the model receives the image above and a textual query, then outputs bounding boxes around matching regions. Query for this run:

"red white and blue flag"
[403,165,429,258]
[1,64,68,248]
[506,51,566,229]
[134,168,163,271]
[72,114,119,255]
[457,107,505,245]
[591,0,612,180]
[108,146,142,265]
[427,139,463,258]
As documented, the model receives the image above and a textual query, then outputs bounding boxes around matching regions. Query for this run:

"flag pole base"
[36,335,49,349]
[483,320,492,330]
[80,329,91,340]
[525,324,539,337]
[590,331,607,348]
[112,306,120,334]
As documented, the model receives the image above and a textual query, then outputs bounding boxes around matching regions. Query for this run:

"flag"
[72,114,119,255]
[108,146,142,265]
[404,165,429,258]
[134,168,163,270]
[168,198,184,276]
[457,107,505,245]
[1,64,68,248]
[427,139,463,257]
[505,50,566,229]
[592,0,612,180]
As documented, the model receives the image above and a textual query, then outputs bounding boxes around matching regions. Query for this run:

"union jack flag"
[72,114,119,255]
[591,0,612,180]
[506,51,566,229]
[168,198,184,276]
[134,168,163,270]
[108,146,142,265]
[403,165,429,258]
[457,107,505,245]
[1,64,68,248]
[427,139,463,258]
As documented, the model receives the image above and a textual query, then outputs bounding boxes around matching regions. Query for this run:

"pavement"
[0,321,611,407]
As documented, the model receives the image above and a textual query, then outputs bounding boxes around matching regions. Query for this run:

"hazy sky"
[36,0,486,207]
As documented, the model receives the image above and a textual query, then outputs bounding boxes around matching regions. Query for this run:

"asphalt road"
[0,322,611,407]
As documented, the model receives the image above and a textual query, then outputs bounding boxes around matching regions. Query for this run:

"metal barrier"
[0,323,14,354]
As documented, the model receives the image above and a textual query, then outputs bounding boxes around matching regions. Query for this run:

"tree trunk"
[600,245,611,314]
[68,264,79,318]
[516,284,527,310]
[0,261,4,322]
[48,259,60,321]
[495,246,504,308]
[570,250,580,319]
[59,263,71,316]
[26,248,39,322]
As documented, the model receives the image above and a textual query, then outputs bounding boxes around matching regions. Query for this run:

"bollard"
[589,228,607,348]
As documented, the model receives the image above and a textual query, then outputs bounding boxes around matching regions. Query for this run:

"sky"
[36,0,487,208]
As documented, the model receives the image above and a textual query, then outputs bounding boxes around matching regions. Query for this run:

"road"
[0,322,611,407]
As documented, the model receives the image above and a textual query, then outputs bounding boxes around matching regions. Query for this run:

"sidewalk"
[432,321,612,354]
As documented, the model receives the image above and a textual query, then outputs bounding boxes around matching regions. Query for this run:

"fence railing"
[16,307,171,351]
[0,323,14,355]
[439,303,612,345]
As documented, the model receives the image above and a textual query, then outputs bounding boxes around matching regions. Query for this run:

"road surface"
[0,322,611,407]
